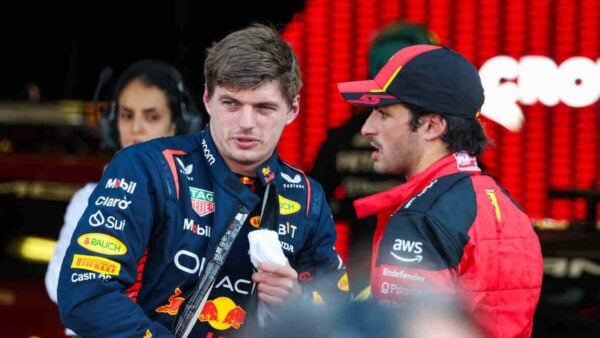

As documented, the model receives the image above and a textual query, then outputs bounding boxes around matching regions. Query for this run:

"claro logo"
[479,56,600,131]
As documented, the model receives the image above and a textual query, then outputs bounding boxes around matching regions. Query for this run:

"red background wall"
[277,0,599,224]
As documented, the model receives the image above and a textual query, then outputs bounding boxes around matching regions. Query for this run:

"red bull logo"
[155,288,185,315]
[261,166,275,183]
[199,297,246,330]
[249,216,261,229]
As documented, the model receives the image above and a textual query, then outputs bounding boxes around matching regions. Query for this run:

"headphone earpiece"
[99,100,119,150]
[174,76,202,135]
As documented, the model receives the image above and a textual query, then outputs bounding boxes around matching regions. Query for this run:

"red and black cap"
[337,45,484,119]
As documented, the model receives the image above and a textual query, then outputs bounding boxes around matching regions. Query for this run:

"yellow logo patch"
[312,291,325,305]
[71,254,121,275]
[485,189,502,221]
[77,233,127,255]
[279,195,301,215]
[337,273,349,291]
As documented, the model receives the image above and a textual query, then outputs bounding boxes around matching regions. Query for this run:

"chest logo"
[279,195,301,215]
[199,297,247,330]
[176,158,193,175]
[189,187,215,217]
[390,238,423,263]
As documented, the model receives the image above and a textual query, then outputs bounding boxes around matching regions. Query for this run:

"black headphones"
[99,60,202,150]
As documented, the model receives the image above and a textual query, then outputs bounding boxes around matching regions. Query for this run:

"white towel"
[248,229,288,267]
[247,229,289,327]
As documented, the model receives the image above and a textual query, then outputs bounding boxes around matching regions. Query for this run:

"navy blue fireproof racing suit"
[57,127,348,337]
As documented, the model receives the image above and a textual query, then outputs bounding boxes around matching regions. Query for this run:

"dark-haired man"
[338,45,543,338]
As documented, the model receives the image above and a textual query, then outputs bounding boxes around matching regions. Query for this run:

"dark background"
[0,0,304,102]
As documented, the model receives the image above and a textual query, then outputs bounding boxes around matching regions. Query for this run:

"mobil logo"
[105,178,137,194]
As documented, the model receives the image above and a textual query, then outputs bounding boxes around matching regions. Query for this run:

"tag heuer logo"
[189,187,215,217]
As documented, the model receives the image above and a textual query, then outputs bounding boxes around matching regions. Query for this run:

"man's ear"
[286,95,300,125]
[422,114,447,140]
[202,85,211,116]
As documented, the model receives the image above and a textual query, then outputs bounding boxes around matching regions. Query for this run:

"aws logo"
[390,238,423,263]
[199,297,246,330]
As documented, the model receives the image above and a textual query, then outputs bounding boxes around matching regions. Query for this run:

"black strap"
[259,182,279,231]
[173,205,250,338]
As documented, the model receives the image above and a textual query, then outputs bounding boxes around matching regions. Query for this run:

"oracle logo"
[479,55,600,131]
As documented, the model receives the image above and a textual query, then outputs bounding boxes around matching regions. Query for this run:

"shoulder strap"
[173,205,250,337]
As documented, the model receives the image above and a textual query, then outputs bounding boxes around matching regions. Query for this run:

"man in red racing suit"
[338,44,543,337]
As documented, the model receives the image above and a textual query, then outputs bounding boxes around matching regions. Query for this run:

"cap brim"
[337,80,402,107]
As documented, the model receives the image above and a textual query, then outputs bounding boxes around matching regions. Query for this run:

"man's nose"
[238,106,256,129]
[361,111,377,136]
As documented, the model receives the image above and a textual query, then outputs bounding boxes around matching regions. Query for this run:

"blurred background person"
[44,59,204,336]
[310,21,437,295]
[329,292,481,338]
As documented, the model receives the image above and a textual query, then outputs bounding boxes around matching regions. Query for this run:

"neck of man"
[407,143,450,179]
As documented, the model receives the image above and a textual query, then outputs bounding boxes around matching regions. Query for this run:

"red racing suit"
[354,152,543,338]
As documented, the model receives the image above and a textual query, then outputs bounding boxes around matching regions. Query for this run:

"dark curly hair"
[404,102,490,156]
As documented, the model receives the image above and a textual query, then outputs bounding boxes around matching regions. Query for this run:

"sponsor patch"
[183,218,211,237]
[77,233,127,255]
[71,254,121,275]
[485,189,502,221]
[312,291,325,305]
[202,139,215,165]
[337,273,350,291]
[261,166,275,183]
[199,297,246,330]
[155,288,184,315]
[453,151,479,171]
[189,187,215,217]
[278,221,297,238]
[95,196,132,210]
[105,178,137,194]
[281,172,301,183]
[88,210,126,231]
[279,195,301,215]
[249,216,260,229]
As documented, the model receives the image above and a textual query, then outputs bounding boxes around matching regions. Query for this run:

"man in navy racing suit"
[57,24,348,338]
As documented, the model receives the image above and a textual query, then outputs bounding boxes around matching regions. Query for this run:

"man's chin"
[373,164,387,175]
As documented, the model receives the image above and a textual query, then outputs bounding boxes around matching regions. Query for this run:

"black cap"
[338,45,484,119]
